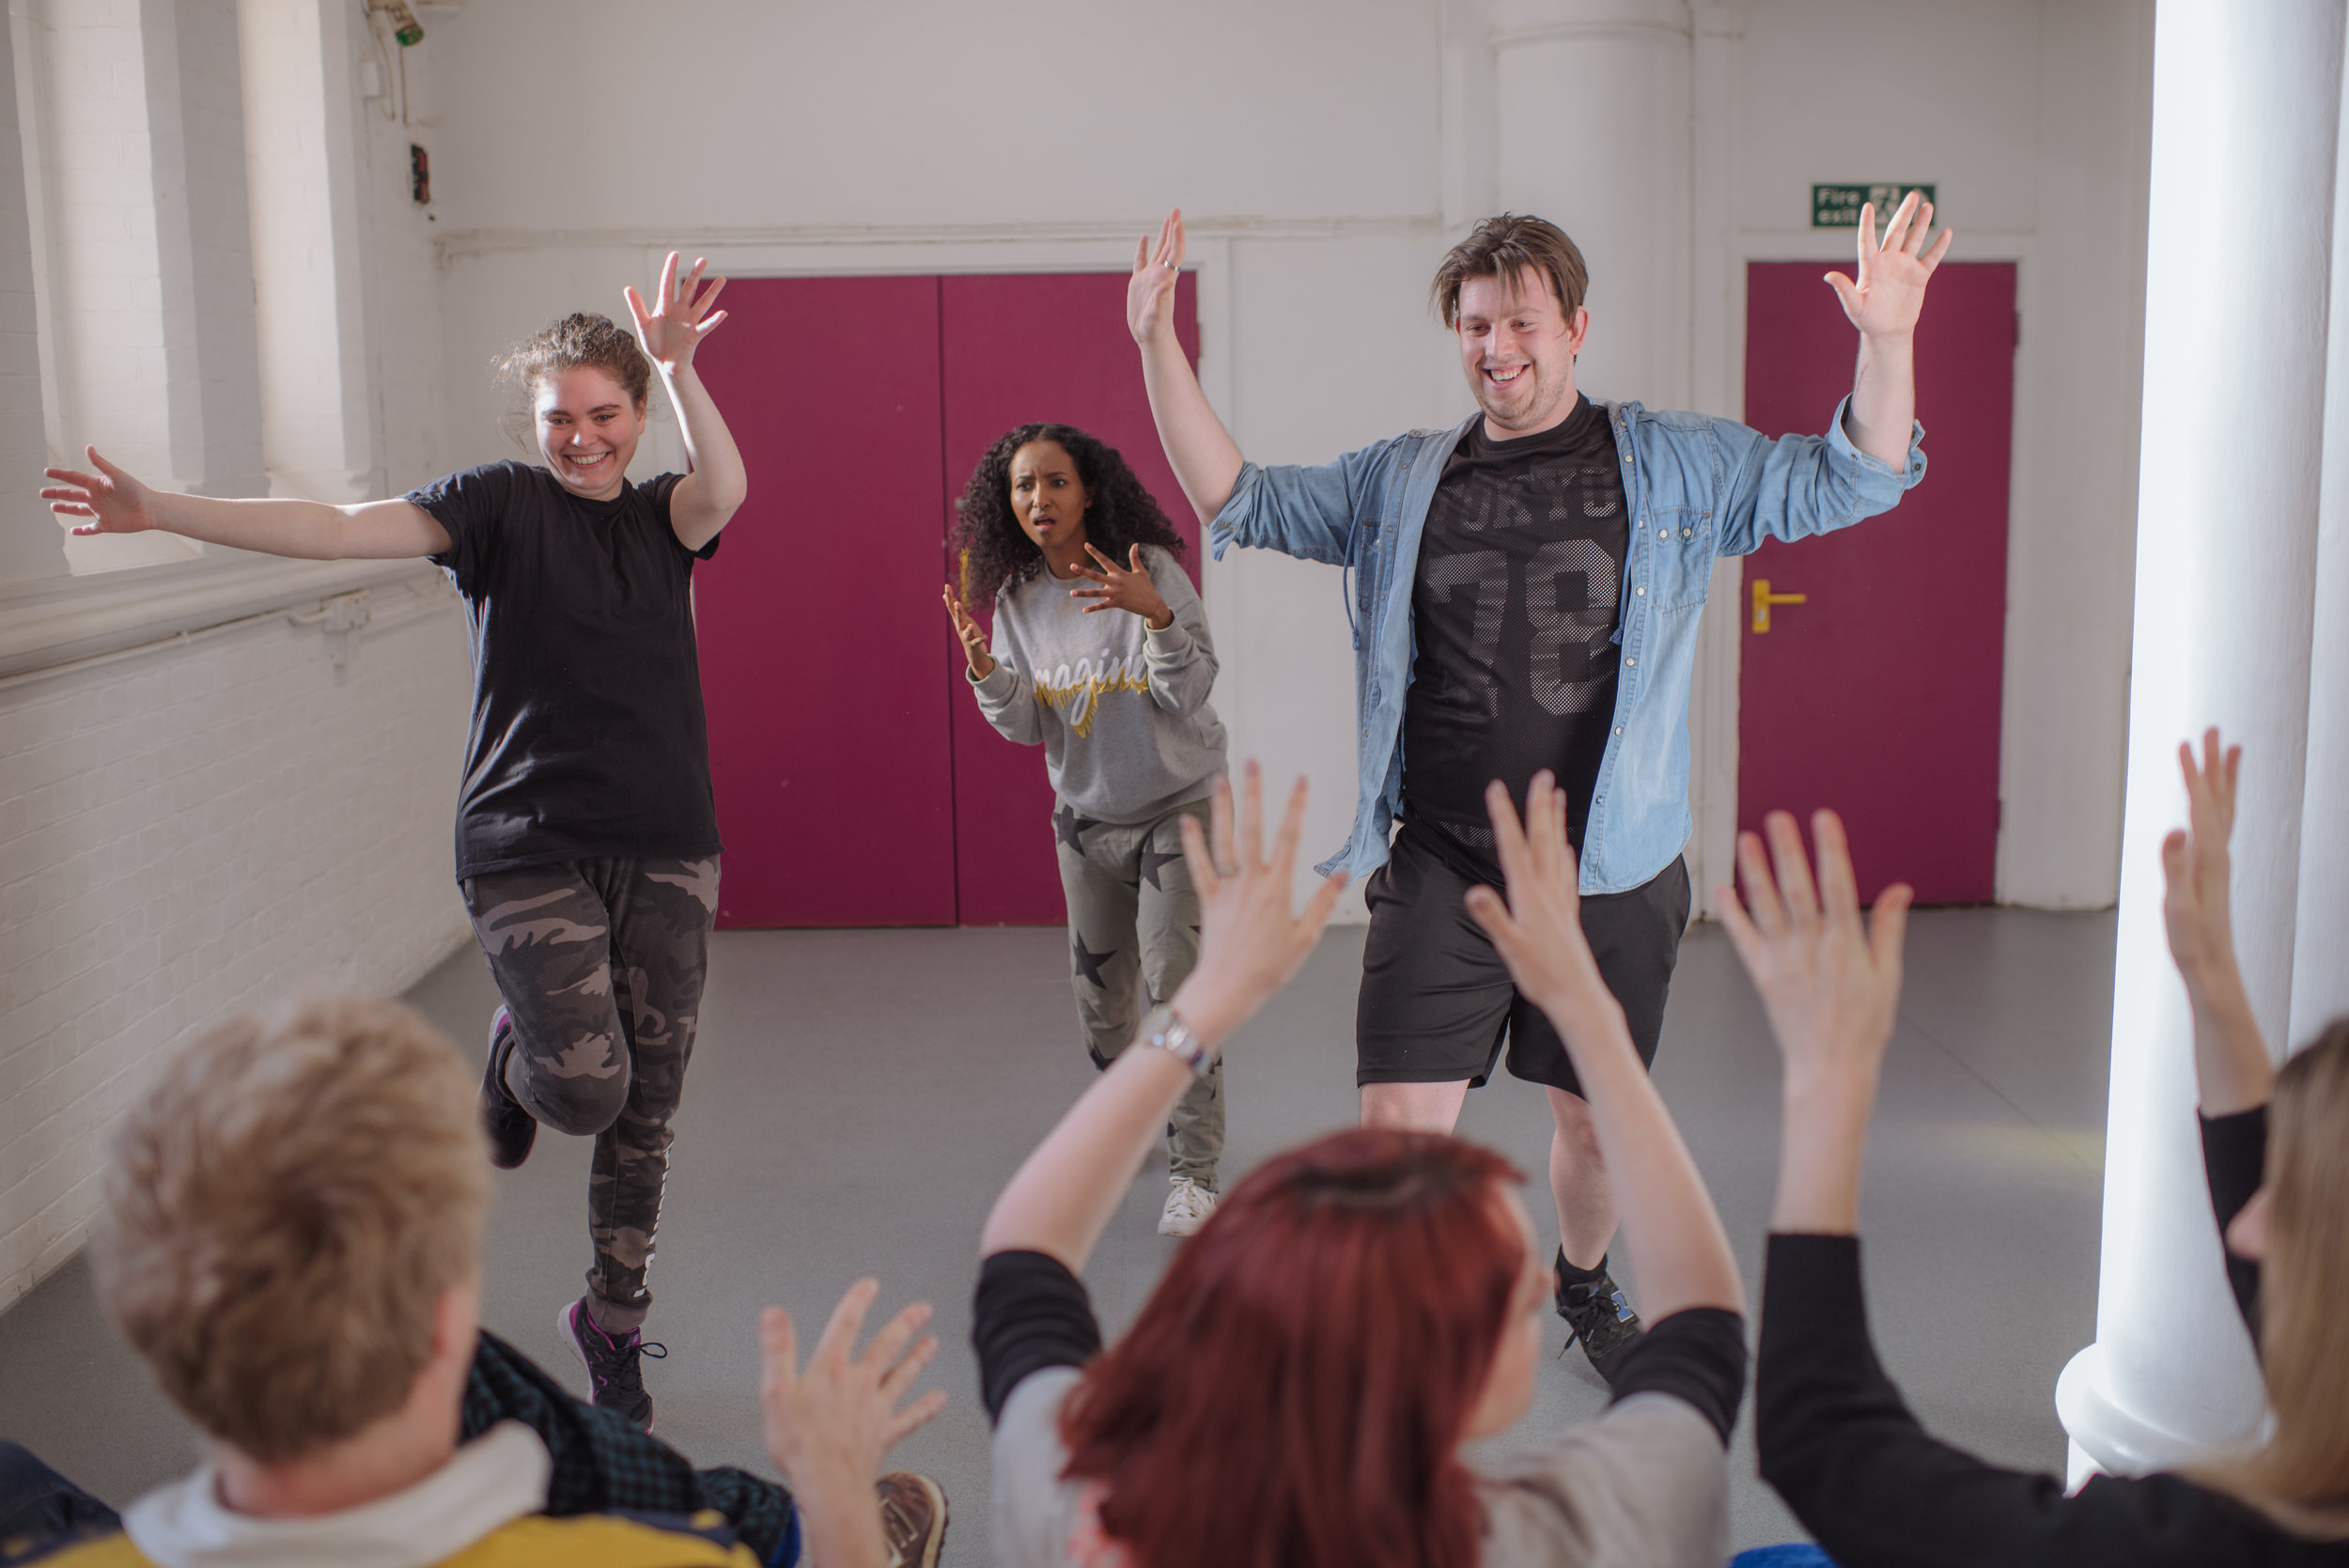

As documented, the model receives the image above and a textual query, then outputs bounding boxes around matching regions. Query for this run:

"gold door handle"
[1750,578,1808,634]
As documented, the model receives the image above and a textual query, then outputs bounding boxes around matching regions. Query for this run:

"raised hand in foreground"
[1467,772,1743,1320]
[2159,728,2272,1115]
[1715,810,1912,1234]
[983,764,1346,1270]
[759,1280,947,1568]
[1168,763,1351,1047]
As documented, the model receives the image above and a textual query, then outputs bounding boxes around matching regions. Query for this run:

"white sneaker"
[1158,1176,1219,1237]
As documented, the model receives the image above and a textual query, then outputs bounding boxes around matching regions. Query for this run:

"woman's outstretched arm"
[627,252,746,551]
[978,764,1347,1272]
[43,447,448,559]
[1466,774,1744,1320]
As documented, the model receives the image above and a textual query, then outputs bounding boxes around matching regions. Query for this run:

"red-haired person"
[41,254,746,1434]
[972,765,1749,1568]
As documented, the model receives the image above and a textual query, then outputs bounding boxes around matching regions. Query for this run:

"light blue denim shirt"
[1209,396,1926,893]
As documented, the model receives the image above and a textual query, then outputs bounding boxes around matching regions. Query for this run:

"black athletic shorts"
[1356,825,1690,1095]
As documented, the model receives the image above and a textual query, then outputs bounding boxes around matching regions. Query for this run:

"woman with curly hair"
[943,422,1230,1235]
[42,254,747,1438]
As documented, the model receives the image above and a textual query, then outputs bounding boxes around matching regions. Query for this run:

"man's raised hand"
[1824,192,1952,341]
[42,447,156,536]
[1170,763,1348,1048]
[1127,209,1185,349]
[626,251,729,375]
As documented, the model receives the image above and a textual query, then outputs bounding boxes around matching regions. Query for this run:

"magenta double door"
[691,272,1201,927]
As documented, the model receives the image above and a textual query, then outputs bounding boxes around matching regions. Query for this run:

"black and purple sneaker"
[478,1006,537,1171]
[557,1296,666,1433]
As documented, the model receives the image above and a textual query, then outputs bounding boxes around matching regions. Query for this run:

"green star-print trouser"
[461,856,719,1332]
[1057,796,1223,1188]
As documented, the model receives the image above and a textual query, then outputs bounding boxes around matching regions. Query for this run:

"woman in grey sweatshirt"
[945,422,1229,1236]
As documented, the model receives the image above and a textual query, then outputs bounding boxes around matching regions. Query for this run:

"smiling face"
[1458,1187,1548,1443]
[1008,439,1091,568]
[534,365,647,500]
[1455,264,1589,439]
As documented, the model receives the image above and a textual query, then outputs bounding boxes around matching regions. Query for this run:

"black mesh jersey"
[1401,396,1627,877]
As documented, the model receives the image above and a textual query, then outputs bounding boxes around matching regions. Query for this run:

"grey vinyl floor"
[0,908,2115,1562]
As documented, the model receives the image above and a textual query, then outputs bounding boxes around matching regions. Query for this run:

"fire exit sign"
[1812,183,1936,228]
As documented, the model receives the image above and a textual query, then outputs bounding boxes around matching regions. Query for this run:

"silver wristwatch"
[1134,1003,1212,1079]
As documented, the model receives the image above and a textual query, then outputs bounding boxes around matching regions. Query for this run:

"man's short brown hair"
[1430,213,1591,328]
[91,996,491,1462]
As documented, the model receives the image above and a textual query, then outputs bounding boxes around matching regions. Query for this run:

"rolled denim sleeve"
[1208,437,1406,566]
[1715,395,1927,556]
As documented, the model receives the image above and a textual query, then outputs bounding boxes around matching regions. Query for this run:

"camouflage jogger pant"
[460,856,720,1333]
[1056,797,1223,1188]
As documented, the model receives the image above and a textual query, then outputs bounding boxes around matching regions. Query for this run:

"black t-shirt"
[411,461,724,879]
[1401,396,1627,877]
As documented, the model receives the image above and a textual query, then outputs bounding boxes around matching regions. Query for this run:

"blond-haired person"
[0,997,946,1568]
[1723,730,2349,1565]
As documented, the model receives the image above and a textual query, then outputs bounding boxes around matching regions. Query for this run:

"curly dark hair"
[951,423,1187,608]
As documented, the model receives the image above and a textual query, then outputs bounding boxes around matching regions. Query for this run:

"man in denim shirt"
[1124,200,1949,1382]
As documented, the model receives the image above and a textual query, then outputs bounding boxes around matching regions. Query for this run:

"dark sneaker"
[876,1470,949,1568]
[1555,1249,1643,1388]
[479,1006,536,1171]
[556,1296,667,1433]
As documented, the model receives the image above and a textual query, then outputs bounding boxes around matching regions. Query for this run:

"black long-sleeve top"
[1758,1107,2348,1565]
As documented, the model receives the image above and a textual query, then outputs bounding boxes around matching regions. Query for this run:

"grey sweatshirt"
[970,547,1227,825]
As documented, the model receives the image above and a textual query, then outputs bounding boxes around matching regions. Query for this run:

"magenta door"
[692,275,957,926]
[940,272,1200,924]
[1735,261,2015,904]
[692,272,1201,927]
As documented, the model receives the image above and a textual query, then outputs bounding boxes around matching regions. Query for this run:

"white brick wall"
[0,584,474,1312]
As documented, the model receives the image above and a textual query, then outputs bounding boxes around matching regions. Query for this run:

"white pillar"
[238,0,381,503]
[1488,0,1692,408]
[2055,0,2338,1483]
[2291,35,2349,1044]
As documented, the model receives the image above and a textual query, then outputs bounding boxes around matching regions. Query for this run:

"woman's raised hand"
[1069,543,1174,629]
[42,447,156,536]
[625,251,728,375]
[941,586,995,679]
[1717,811,1912,1099]
[1463,773,1617,1029]
[2161,727,2243,1001]
[1171,763,1348,1048]
[1127,209,1185,349]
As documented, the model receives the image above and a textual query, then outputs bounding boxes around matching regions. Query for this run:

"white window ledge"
[0,551,447,679]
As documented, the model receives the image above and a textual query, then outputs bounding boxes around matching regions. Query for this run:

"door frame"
[1690,228,2037,915]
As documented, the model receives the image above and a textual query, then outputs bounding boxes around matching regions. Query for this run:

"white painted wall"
[427,0,2152,917]
[0,592,473,1309]
[0,0,2158,1309]
[1724,0,2153,909]
[426,0,1463,908]
[0,0,469,1312]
